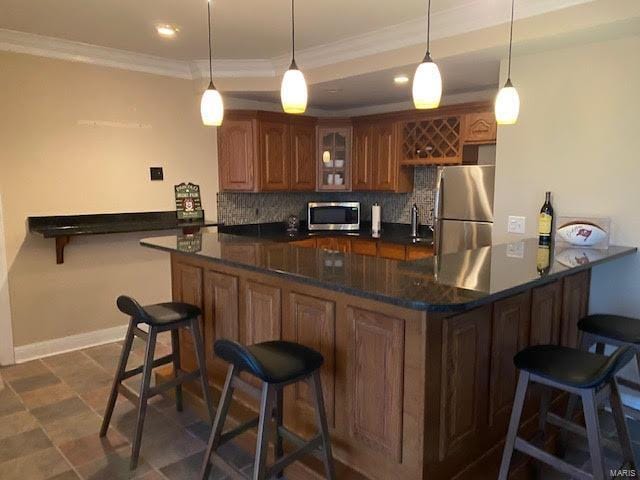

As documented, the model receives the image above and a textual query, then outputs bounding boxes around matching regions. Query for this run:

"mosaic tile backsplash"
[217,166,438,226]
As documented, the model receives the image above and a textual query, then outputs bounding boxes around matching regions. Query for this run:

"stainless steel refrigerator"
[433,165,495,255]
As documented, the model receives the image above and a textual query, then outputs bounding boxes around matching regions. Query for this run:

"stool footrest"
[219,418,260,446]
[617,377,640,391]
[148,370,200,397]
[547,412,621,455]
[266,435,323,478]
[277,426,323,456]
[117,384,140,405]
[133,326,148,340]
[121,354,174,381]
[514,437,592,480]
[211,453,247,480]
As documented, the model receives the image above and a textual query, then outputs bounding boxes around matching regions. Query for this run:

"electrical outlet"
[508,216,526,234]
[150,167,163,181]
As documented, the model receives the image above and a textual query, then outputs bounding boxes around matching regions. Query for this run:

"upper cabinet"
[218,111,316,192]
[352,119,413,192]
[217,103,495,191]
[317,121,352,191]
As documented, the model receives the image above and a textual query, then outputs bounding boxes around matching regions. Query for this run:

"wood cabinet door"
[352,124,373,190]
[463,112,497,145]
[259,120,290,191]
[334,237,351,253]
[172,262,203,369]
[316,237,336,251]
[217,118,256,191]
[203,271,239,381]
[290,121,316,191]
[351,239,377,256]
[487,293,531,435]
[289,238,317,248]
[378,242,406,260]
[372,122,397,191]
[241,280,281,345]
[283,293,336,435]
[530,281,562,346]
[345,307,404,461]
[438,306,491,462]
[406,244,434,260]
[561,271,590,348]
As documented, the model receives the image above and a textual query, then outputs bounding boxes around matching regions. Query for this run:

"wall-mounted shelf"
[28,211,221,264]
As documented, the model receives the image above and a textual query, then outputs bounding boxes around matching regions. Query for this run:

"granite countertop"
[219,222,434,246]
[141,233,636,312]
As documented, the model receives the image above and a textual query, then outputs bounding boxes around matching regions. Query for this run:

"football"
[557,221,607,246]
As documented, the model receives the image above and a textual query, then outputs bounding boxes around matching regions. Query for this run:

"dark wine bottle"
[538,191,554,246]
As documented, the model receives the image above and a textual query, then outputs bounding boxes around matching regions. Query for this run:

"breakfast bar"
[141,233,636,480]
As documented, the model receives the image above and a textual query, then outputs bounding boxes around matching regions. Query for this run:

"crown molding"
[0,0,594,80]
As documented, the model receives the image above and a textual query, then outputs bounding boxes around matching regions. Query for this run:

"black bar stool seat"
[579,314,640,343]
[514,344,634,389]
[215,340,324,384]
[499,344,637,480]
[200,339,336,480]
[101,295,214,470]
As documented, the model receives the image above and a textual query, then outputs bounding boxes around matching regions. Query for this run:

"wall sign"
[175,183,203,221]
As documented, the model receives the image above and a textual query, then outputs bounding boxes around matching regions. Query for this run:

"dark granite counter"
[219,222,434,246]
[141,233,636,312]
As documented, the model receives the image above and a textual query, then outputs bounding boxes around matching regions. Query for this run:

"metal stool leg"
[538,386,552,434]
[130,326,157,470]
[253,384,275,480]
[190,318,215,423]
[581,388,606,480]
[498,372,530,480]
[274,388,284,479]
[200,365,236,480]
[609,378,638,469]
[171,329,183,412]
[310,370,336,480]
[100,319,135,437]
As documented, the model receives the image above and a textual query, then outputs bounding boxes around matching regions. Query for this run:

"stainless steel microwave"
[307,202,360,231]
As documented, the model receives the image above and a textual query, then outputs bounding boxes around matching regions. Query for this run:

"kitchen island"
[141,233,636,480]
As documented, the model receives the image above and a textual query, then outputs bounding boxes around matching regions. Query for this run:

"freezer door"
[436,220,493,255]
[435,165,495,222]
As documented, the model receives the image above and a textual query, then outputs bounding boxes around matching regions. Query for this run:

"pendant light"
[201,0,224,126]
[280,0,308,114]
[495,0,520,125]
[412,0,442,109]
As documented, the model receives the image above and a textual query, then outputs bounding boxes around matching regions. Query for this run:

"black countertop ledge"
[140,233,636,313]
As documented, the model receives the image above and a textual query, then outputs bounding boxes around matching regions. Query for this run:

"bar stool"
[100,295,214,470]
[498,344,637,480]
[200,339,336,480]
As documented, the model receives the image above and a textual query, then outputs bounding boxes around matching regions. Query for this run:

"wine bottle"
[538,191,554,245]
[536,244,551,276]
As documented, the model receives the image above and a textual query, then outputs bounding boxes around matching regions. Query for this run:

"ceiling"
[0,0,466,60]
[232,53,500,110]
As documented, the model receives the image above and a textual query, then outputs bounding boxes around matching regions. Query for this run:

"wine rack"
[400,116,462,165]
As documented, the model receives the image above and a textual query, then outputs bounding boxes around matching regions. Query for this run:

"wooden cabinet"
[406,244,434,260]
[241,280,281,345]
[317,124,351,191]
[378,242,406,260]
[463,112,497,145]
[316,236,351,253]
[290,119,317,191]
[259,119,290,191]
[560,271,590,348]
[289,237,317,248]
[218,111,316,192]
[530,281,562,346]
[291,236,434,261]
[400,115,463,166]
[171,261,203,369]
[217,116,256,191]
[353,120,412,192]
[351,238,377,257]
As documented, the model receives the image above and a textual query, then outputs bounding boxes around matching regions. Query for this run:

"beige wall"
[0,51,219,347]
[494,33,640,316]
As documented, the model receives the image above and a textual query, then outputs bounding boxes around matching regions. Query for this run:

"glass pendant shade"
[201,82,224,126]
[280,65,308,114]
[495,79,520,125]
[412,55,442,109]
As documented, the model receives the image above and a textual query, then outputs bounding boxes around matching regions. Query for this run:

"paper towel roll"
[371,204,381,236]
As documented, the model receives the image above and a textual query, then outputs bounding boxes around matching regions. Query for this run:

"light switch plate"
[508,216,526,234]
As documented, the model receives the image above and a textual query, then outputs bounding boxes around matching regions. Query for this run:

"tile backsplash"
[217,166,438,226]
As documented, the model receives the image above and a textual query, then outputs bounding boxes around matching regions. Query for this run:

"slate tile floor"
[0,334,251,480]
[1,336,640,480]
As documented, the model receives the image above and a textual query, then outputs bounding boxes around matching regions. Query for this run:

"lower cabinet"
[530,281,562,345]
[172,261,203,370]
[561,271,590,348]
[290,236,434,260]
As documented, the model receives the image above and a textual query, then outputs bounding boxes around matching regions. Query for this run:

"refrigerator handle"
[433,168,444,256]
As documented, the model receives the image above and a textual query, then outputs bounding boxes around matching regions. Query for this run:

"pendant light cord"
[507,0,515,80]
[426,0,431,54]
[290,0,296,66]
[207,0,213,83]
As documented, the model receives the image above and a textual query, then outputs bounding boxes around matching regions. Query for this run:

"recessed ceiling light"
[325,89,342,94]
[156,24,178,38]
[394,75,409,85]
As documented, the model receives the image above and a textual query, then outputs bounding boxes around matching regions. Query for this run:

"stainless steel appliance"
[434,165,495,254]
[307,202,360,231]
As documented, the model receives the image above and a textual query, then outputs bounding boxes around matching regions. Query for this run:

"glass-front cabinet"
[317,124,352,191]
